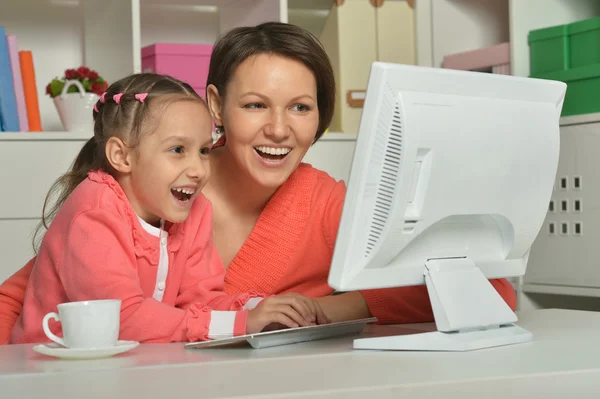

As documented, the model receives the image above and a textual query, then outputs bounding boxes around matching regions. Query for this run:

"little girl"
[10,73,328,344]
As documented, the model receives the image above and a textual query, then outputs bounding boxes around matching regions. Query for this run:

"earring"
[215,125,224,135]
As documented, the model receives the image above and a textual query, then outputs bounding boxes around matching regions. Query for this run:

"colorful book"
[19,50,41,131]
[0,27,19,132]
[7,35,28,132]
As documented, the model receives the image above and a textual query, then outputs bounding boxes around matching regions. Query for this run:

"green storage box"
[529,17,600,116]
[529,17,600,75]
[569,17,600,68]
[535,64,600,116]
[528,25,569,75]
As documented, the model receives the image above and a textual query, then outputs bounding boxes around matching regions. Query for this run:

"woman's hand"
[246,293,331,334]
[314,291,371,323]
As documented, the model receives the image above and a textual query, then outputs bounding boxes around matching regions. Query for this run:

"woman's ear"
[206,84,223,126]
[105,137,133,174]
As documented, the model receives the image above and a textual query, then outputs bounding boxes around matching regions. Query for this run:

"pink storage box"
[442,42,511,75]
[141,43,213,98]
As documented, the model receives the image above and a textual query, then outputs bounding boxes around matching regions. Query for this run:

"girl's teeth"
[174,188,194,195]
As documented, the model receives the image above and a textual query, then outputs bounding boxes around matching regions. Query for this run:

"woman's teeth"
[254,146,291,156]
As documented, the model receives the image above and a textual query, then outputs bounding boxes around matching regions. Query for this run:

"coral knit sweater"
[9,171,254,345]
[0,164,517,344]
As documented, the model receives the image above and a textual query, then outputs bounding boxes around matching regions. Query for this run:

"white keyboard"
[185,317,378,349]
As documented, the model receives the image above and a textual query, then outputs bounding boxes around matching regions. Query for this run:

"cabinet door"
[376,1,415,65]
[0,219,39,281]
[525,121,600,295]
[0,140,87,218]
[339,0,377,134]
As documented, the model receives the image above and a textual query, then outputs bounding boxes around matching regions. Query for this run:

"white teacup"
[42,299,121,348]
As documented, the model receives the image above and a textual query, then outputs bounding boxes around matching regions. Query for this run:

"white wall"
[431,0,509,68]
[141,6,219,48]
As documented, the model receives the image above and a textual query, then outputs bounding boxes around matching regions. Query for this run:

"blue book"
[0,91,3,131]
[0,27,19,132]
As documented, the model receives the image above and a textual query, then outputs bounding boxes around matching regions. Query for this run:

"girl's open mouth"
[171,187,195,203]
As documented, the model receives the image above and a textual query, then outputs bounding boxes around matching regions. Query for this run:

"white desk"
[1,309,599,398]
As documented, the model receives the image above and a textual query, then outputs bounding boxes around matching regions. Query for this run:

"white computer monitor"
[328,62,566,351]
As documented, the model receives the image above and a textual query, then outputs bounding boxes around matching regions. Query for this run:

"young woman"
[0,22,516,344]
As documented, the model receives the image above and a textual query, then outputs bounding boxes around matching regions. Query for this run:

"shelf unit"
[1,0,335,133]
[415,0,600,76]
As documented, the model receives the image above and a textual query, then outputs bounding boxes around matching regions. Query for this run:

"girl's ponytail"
[32,137,99,252]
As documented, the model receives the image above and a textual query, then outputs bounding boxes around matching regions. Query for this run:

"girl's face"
[127,100,213,226]
[210,54,320,189]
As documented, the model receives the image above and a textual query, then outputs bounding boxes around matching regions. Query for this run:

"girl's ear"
[105,137,133,174]
[206,84,223,127]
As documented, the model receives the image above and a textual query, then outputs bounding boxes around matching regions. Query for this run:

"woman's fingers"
[267,312,300,329]
[273,294,314,323]
[285,294,331,325]
[271,304,312,327]
[287,296,315,323]
[315,304,331,325]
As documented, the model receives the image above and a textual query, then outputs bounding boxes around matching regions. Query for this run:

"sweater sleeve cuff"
[208,311,237,339]
[242,297,263,310]
[234,309,248,336]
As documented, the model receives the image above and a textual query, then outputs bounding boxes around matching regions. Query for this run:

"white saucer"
[32,340,139,360]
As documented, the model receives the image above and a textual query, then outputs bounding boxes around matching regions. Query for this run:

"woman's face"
[211,53,320,189]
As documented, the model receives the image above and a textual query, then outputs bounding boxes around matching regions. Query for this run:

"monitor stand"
[353,257,532,351]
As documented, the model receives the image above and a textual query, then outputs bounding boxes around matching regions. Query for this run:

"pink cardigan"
[10,171,255,344]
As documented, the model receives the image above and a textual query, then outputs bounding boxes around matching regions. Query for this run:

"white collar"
[137,215,164,238]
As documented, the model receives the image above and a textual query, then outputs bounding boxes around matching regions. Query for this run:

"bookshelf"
[415,0,600,76]
[1,0,334,133]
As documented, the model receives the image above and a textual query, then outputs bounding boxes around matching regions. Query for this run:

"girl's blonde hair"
[33,73,204,251]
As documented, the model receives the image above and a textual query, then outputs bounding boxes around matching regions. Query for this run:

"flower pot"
[53,80,99,133]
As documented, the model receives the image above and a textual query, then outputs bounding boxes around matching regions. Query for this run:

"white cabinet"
[0,133,89,281]
[525,114,600,298]
[304,133,357,183]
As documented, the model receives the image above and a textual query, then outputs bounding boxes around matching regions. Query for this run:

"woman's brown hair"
[206,22,336,142]
[33,73,203,251]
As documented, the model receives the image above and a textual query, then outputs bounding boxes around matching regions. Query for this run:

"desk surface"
[1,309,600,398]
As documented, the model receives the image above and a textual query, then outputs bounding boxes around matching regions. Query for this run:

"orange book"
[18,51,41,131]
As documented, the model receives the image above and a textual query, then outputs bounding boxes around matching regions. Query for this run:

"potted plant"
[45,67,108,133]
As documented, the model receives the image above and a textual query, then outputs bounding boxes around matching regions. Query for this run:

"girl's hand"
[246,293,331,334]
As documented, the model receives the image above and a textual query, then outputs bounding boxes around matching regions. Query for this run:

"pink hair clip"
[93,103,99,113]
[113,93,123,104]
[100,92,107,103]
[135,93,148,103]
